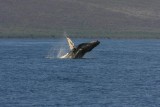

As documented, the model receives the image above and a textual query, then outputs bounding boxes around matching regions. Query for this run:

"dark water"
[0,39,160,107]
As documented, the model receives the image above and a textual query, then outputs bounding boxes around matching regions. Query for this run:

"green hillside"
[0,0,160,38]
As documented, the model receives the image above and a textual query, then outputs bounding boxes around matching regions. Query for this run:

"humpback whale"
[61,36,100,59]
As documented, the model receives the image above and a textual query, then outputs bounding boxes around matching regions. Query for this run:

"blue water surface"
[0,38,160,107]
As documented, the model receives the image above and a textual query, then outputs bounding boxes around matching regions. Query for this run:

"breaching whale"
[60,36,100,59]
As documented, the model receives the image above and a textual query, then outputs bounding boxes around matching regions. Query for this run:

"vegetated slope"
[0,0,160,37]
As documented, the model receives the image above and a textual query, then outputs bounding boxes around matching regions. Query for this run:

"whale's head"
[72,40,100,58]
[89,40,100,49]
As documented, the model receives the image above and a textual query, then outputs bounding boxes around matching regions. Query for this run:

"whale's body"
[61,37,100,59]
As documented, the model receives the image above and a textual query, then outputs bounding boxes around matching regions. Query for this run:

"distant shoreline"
[0,34,160,39]
[0,28,160,39]
[0,36,160,39]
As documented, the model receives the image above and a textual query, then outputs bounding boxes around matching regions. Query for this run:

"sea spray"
[46,32,70,59]
[57,33,69,58]
[57,32,70,58]
[46,39,68,59]
[57,46,68,58]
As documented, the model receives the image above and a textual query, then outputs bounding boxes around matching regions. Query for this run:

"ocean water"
[0,38,160,107]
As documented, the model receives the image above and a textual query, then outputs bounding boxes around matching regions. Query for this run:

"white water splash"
[46,32,69,59]
[57,32,70,58]
[46,42,68,59]
[57,46,68,58]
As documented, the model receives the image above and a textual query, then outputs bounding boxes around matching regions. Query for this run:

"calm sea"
[0,38,160,107]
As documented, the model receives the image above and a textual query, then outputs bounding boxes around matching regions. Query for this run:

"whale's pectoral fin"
[66,36,75,50]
